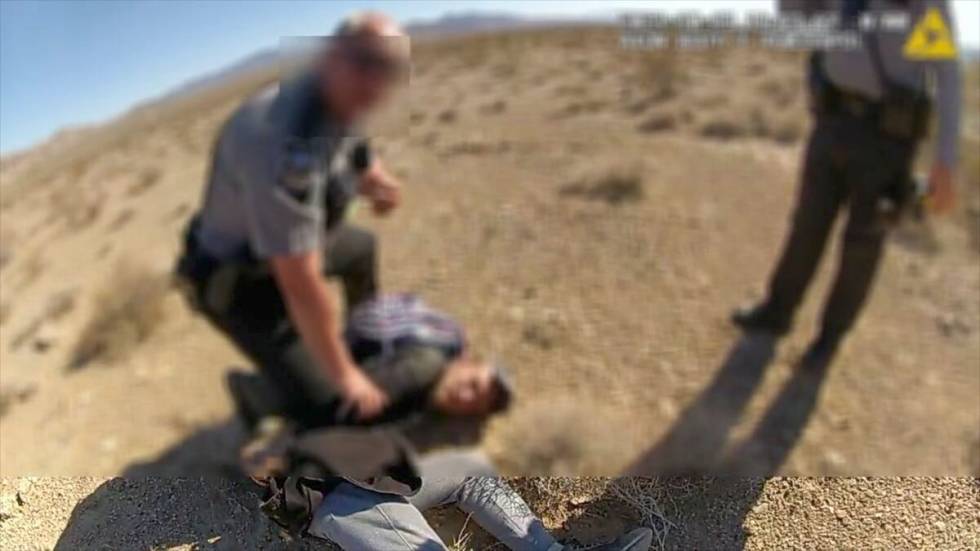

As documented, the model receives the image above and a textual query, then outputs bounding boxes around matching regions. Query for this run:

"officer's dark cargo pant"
[760,112,916,341]
[204,225,379,424]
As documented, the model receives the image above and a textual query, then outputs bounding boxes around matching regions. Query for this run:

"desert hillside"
[1,24,979,550]
[3,26,978,478]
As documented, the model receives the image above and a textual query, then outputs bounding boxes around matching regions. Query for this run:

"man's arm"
[270,251,389,419]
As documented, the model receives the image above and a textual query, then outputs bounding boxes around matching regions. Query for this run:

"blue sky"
[2,0,978,155]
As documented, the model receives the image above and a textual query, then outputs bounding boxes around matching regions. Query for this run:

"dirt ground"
[0,25,978,549]
[1,477,978,550]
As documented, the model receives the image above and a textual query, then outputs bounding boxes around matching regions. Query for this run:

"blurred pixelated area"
[0,25,977,485]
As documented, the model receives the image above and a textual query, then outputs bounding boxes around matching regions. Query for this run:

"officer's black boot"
[589,527,654,551]
[731,302,790,336]
[799,332,841,372]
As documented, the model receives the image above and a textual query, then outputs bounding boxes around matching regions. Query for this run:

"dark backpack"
[259,427,422,535]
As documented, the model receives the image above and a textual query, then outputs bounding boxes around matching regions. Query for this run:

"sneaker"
[591,527,654,551]
[731,303,789,336]
[799,333,841,372]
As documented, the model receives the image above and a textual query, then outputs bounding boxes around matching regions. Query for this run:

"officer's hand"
[337,367,390,421]
[927,162,956,215]
[360,165,402,216]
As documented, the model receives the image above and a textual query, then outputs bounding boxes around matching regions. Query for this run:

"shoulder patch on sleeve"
[278,139,322,200]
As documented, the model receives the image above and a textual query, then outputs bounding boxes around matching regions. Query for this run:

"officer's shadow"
[53,412,488,550]
[626,332,831,476]
[584,333,834,549]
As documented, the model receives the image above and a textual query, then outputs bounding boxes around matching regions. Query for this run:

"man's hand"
[336,366,390,420]
[271,252,390,421]
[359,162,402,215]
[927,162,956,214]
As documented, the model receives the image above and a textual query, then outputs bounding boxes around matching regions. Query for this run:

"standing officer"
[734,0,961,369]
[178,13,408,421]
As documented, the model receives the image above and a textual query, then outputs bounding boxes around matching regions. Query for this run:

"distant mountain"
[405,12,550,37]
[166,50,281,100]
[162,12,587,102]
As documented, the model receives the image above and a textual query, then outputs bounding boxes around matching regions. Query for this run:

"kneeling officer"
[177,13,409,421]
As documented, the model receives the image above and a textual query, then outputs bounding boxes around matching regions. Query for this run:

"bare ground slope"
[1,27,978,480]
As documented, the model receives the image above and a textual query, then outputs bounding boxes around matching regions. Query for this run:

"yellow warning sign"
[903,7,957,60]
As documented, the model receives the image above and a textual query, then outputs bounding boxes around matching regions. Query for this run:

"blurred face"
[320,37,407,123]
[431,358,501,416]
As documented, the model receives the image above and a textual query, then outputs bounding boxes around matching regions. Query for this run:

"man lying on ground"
[228,292,512,435]
[305,449,655,551]
[236,295,651,550]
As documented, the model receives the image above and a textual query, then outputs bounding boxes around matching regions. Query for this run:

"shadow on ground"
[606,332,832,549]
[53,419,329,550]
[53,415,491,550]
[55,333,830,550]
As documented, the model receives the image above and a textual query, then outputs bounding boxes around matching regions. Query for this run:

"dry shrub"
[607,479,681,548]
[560,170,645,206]
[491,397,627,475]
[168,203,192,222]
[756,76,797,107]
[447,528,474,551]
[17,250,46,289]
[50,185,103,230]
[964,135,980,191]
[624,98,651,115]
[0,301,11,326]
[491,62,516,79]
[438,109,457,124]
[46,288,77,320]
[637,49,683,104]
[768,118,804,144]
[65,157,92,183]
[510,478,684,549]
[694,93,729,110]
[0,383,36,419]
[127,166,161,197]
[0,234,12,272]
[699,113,749,140]
[479,99,507,115]
[8,291,76,351]
[638,111,678,133]
[554,84,587,98]
[745,60,767,75]
[554,99,608,119]
[443,139,511,157]
[748,107,804,144]
[69,263,171,369]
[107,208,136,232]
[511,477,612,526]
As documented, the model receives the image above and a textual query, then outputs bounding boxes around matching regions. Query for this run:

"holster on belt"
[807,52,930,141]
[174,216,257,317]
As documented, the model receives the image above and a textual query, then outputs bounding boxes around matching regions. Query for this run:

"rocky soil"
[0,26,978,550]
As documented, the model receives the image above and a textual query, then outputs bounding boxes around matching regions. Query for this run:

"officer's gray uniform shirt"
[781,0,962,166]
[196,75,368,260]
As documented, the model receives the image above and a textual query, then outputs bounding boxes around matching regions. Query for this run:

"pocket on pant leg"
[308,483,446,550]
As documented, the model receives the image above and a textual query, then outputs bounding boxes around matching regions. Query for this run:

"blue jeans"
[308,450,563,551]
